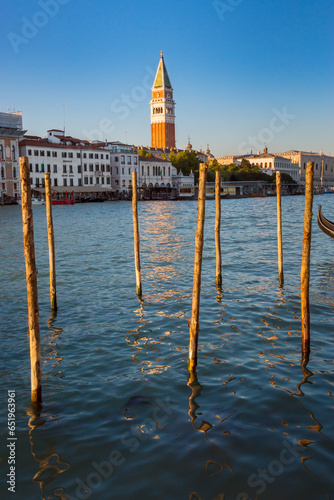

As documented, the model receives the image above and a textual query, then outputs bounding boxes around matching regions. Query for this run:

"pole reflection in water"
[187,366,234,487]
[44,313,64,381]
[27,403,70,500]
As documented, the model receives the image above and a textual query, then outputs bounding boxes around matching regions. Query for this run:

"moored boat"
[317,205,334,239]
[17,197,45,206]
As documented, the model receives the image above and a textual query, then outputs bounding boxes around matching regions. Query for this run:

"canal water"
[0,195,333,500]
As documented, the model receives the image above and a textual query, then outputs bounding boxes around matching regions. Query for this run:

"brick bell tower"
[150,51,176,149]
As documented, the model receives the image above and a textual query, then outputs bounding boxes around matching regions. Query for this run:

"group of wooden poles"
[19,158,314,404]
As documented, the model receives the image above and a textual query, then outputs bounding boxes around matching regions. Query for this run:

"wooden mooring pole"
[44,173,57,312]
[276,171,284,287]
[189,163,207,370]
[132,171,142,297]
[301,162,314,354]
[20,157,42,404]
[215,169,222,288]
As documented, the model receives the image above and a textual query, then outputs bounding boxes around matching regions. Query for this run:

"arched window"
[12,145,16,160]
[265,162,267,168]
[13,167,16,178]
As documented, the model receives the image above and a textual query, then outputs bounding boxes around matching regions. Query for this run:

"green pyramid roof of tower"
[153,52,172,89]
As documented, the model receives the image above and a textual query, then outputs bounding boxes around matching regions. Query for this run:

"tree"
[168,150,176,164]
[173,151,200,181]
[161,153,167,160]
[139,149,154,157]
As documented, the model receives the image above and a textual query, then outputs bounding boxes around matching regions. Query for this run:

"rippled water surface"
[0,195,334,500]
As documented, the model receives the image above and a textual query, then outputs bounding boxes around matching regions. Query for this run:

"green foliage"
[217,161,272,183]
[139,149,154,157]
[168,150,176,164]
[172,150,200,181]
[161,153,167,160]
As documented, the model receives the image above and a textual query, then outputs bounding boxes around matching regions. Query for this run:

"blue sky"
[1,0,333,156]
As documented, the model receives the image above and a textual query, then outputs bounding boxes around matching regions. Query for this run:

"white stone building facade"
[0,112,25,200]
[19,130,111,191]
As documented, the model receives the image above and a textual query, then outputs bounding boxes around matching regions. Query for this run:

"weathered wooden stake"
[301,162,314,354]
[276,171,284,287]
[215,169,222,288]
[189,163,207,370]
[44,173,57,311]
[20,157,42,403]
[132,171,142,297]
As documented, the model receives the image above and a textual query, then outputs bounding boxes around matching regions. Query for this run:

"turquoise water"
[0,195,333,500]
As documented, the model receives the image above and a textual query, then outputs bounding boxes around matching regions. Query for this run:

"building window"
[63,165,67,173]
[54,178,58,186]
[168,167,170,176]
[163,166,165,176]
[84,164,87,171]
[70,178,73,186]
[69,152,73,158]
[128,168,131,175]
[83,153,87,159]
[63,178,67,186]
[115,156,119,162]
[27,149,32,156]
[107,177,110,184]
[78,165,82,174]
[147,166,150,175]
[89,153,93,159]
[40,150,45,157]
[110,167,112,174]
[52,151,57,157]
[62,152,67,158]
[89,164,93,172]
[13,167,16,178]
[12,146,16,160]
[34,150,39,156]
[69,165,73,173]
[47,164,51,173]
[78,178,82,186]
[101,154,104,159]
[29,164,32,172]
[35,164,39,172]
[95,154,98,159]
[142,165,144,176]
[36,178,40,187]
[96,177,100,184]
[102,177,105,184]
[127,156,131,165]
[106,155,109,160]
[84,177,88,185]
[96,164,99,171]
[121,155,125,164]
[116,167,118,175]
[77,153,81,158]
[47,151,51,157]
[90,177,93,185]
[316,163,318,170]
[53,165,57,173]
[134,157,138,165]
[122,167,124,174]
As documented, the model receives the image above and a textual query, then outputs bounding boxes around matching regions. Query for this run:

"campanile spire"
[150,52,176,149]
